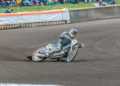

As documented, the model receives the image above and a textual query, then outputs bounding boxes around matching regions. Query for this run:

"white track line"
[0,83,62,86]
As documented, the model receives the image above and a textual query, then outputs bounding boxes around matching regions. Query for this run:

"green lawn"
[0,3,94,13]
[0,1,120,14]
[116,0,120,4]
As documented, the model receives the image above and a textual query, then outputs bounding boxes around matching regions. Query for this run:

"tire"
[32,49,46,62]
[66,45,79,62]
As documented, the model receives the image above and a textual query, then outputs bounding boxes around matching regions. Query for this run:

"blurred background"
[0,0,120,14]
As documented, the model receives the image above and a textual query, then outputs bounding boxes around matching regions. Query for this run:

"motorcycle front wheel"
[32,50,46,62]
[67,44,79,62]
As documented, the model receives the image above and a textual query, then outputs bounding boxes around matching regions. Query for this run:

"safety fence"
[0,21,66,30]
[0,8,70,30]
[70,6,120,22]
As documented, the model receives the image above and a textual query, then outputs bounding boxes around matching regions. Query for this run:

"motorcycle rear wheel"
[32,51,46,62]
[67,45,79,62]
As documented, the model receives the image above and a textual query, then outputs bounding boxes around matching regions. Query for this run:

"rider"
[57,28,78,50]
[46,28,78,56]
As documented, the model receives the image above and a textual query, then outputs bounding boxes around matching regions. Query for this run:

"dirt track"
[0,18,120,86]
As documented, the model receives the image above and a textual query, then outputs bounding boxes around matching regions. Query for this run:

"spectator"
[23,0,32,6]
[96,0,99,2]
[54,0,59,4]
[39,0,47,5]
[79,0,84,3]
[32,0,39,6]
[105,0,110,3]
[36,0,39,5]
[31,0,34,6]
[109,0,116,5]
[58,0,64,4]
[48,0,54,5]
[5,8,13,13]
[99,0,102,6]
[11,0,17,6]
[0,0,2,7]
[19,0,24,6]
[0,0,7,7]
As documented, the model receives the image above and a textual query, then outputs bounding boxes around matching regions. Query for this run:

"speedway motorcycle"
[32,38,84,62]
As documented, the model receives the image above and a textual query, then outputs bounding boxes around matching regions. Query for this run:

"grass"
[0,3,94,13]
[116,0,120,4]
[0,0,120,14]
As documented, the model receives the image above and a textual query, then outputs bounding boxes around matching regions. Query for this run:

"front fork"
[66,45,73,62]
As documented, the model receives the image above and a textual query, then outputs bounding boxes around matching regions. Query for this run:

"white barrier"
[0,8,70,25]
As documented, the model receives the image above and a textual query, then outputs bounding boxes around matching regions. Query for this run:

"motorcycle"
[32,38,84,62]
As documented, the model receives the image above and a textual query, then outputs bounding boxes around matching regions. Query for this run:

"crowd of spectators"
[96,0,116,6]
[0,0,117,7]
[0,0,94,7]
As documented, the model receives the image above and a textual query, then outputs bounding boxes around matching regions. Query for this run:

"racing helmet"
[69,28,78,37]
